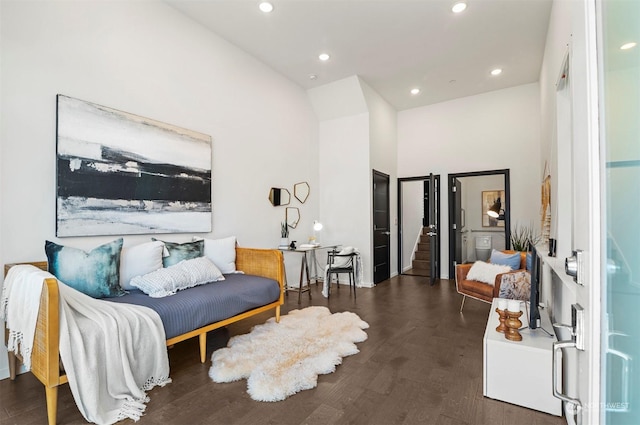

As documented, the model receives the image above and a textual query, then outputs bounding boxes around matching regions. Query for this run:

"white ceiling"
[167,0,553,111]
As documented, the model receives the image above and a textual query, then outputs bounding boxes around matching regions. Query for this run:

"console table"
[280,245,337,304]
[483,298,562,416]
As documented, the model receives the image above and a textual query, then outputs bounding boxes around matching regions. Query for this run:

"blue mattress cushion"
[105,273,280,339]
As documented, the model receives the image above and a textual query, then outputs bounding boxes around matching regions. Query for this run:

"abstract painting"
[56,95,212,237]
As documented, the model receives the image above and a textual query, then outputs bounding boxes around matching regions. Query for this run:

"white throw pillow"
[466,261,511,285]
[130,257,225,298]
[194,236,237,274]
[119,241,165,290]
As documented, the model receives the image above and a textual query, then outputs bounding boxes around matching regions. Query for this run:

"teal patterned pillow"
[45,238,125,298]
[153,238,204,267]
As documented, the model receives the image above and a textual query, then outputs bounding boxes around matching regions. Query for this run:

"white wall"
[398,83,541,278]
[361,78,398,277]
[0,1,318,379]
[309,76,398,286]
[317,114,371,279]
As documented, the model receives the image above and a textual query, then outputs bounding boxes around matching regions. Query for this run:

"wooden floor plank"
[0,276,566,425]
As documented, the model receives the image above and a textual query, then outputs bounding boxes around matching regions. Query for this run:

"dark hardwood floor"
[0,276,565,425]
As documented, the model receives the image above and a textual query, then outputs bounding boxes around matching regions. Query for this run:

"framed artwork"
[56,95,212,237]
[482,190,505,227]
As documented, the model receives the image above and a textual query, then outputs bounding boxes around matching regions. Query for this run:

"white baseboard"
[0,363,26,381]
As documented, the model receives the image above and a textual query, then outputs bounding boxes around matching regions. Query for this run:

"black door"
[373,170,390,284]
[427,173,439,285]
[453,178,463,265]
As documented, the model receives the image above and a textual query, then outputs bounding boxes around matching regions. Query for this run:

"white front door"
[560,1,640,424]
[555,0,601,423]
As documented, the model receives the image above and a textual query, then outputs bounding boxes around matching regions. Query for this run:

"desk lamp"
[310,221,323,246]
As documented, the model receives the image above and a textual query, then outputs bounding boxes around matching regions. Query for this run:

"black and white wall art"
[56,95,212,237]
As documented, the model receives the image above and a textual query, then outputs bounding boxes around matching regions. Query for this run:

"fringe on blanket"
[116,377,172,423]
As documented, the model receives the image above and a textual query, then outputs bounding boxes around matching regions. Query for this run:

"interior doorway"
[397,175,440,283]
[447,169,511,278]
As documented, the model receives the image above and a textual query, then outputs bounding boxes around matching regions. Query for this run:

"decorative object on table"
[293,181,310,203]
[548,238,557,257]
[540,161,552,244]
[289,240,297,250]
[56,95,212,237]
[309,220,323,246]
[285,207,300,228]
[209,306,368,402]
[505,300,523,341]
[482,190,506,227]
[279,222,289,248]
[510,222,541,252]
[268,187,290,206]
[495,298,508,333]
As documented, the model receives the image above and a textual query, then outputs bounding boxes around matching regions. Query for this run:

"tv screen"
[529,246,541,329]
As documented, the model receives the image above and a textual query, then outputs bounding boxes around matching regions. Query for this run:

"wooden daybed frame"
[3,247,285,425]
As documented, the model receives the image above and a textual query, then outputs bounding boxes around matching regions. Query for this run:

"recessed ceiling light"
[410,88,421,95]
[620,42,637,50]
[309,74,318,80]
[491,68,503,76]
[318,53,330,61]
[258,2,273,13]
[452,2,467,13]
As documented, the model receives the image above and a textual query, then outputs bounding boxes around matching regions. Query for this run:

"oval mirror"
[268,187,291,206]
[294,182,310,204]
[286,207,300,229]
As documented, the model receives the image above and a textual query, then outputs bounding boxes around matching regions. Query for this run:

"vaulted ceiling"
[167,0,553,111]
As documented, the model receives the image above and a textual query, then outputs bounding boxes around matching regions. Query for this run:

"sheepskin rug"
[209,306,369,402]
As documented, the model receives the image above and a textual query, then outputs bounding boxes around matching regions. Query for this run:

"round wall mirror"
[286,207,300,228]
[294,182,310,204]
[268,187,291,206]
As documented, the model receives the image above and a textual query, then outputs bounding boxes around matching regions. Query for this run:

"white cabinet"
[483,298,562,416]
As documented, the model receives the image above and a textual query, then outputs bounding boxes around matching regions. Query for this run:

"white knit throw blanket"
[1,265,171,424]
[1,265,49,370]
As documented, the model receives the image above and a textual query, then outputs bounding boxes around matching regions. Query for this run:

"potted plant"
[279,222,289,248]
[510,222,541,252]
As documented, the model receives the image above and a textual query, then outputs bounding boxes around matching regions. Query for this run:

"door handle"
[382,231,391,236]
[605,348,631,412]
[553,340,583,425]
[426,232,437,237]
[565,249,584,285]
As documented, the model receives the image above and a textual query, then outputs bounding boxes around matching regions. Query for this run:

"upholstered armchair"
[455,250,529,312]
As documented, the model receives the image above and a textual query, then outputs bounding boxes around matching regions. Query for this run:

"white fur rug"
[209,306,369,402]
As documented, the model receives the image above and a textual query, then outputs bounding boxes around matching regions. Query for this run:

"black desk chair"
[326,249,357,298]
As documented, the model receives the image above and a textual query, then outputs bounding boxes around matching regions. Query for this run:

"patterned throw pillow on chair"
[498,271,531,301]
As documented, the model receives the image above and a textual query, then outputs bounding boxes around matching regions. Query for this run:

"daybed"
[3,246,285,425]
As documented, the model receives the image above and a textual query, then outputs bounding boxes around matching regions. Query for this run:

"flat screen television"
[529,246,542,329]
